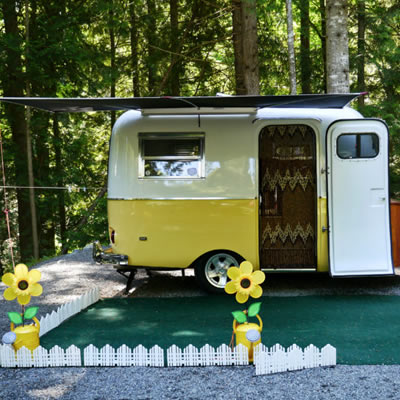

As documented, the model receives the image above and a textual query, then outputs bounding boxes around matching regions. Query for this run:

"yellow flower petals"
[225,260,265,304]
[227,267,240,280]
[30,283,43,297]
[2,273,16,286]
[28,269,41,284]
[17,294,31,306]
[236,291,249,304]
[239,261,253,275]
[2,264,42,305]
[3,287,17,301]
[224,281,237,294]
[250,284,263,299]
[15,264,28,279]
[251,270,266,285]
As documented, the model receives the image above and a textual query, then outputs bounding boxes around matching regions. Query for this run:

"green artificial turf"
[40,295,400,365]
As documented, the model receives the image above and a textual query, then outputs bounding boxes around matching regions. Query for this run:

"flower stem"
[244,300,250,323]
[21,305,25,327]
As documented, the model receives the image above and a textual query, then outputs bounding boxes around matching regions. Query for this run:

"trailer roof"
[0,94,361,113]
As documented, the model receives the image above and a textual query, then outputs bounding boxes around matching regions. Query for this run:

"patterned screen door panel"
[259,125,317,268]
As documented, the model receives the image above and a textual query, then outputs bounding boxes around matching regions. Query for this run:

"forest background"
[0,0,399,272]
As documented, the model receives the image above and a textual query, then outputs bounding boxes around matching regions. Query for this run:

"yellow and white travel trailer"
[1,95,394,292]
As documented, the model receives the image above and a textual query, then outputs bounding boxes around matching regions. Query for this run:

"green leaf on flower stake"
[232,311,247,324]
[248,302,261,317]
[24,306,39,320]
[8,312,23,325]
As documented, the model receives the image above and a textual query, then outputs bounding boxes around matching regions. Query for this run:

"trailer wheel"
[195,252,243,294]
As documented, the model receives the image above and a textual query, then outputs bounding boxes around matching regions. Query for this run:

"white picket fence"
[39,287,100,337]
[167,344,248,367]
[254,343,336,375]
[84,344,164,367]
[0,344,82,367]
[0,343,165,367]
[0,342,336,369]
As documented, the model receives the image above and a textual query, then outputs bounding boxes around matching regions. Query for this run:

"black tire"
[194,251,243,294]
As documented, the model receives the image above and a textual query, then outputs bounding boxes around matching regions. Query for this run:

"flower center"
[18,280,29,291]
[240,278,251,289]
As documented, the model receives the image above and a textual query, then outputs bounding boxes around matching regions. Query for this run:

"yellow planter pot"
[233,314,263,362]
[11,317,40,351]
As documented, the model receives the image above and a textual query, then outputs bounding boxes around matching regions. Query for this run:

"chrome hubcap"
[204,253,239,289]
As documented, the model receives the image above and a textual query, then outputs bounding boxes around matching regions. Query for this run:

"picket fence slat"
[0,345,17,367]
[82,344,164,367]
[39,287,100,337]
[149,346,164,367]
[166,343,248,367]
[321,345,336,367]
[0,344,82,368]
[255,343,337,376]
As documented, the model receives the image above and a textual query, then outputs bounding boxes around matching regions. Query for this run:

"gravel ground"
[0,245,127,336]
[1,246,400,400]
[1,364,400,400]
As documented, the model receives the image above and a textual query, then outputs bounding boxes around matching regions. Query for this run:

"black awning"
[0,94,361,113]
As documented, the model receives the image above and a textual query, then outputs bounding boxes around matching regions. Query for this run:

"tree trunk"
[129,2,140,97]
[357,0,366,107]
[109,1,116,130]
[169,0,180,96]
[32,112,55,257]
[326,0,350,93]
[232,0,245,94]
[300,0,312,94]
[232,0,259,95]
[25,0,39,260]
[1,0,34,260]
[30,0,55,257]
[146,0,158,94]
[241,0,259,95]
[53,115,66,251]
[286,0,297,94]
[154,0,199,96]
[320,0,328,92]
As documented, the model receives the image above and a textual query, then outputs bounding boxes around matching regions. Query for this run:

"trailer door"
[327,119,393,276]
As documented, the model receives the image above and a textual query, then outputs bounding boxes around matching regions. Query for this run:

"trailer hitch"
[92,240,128,266]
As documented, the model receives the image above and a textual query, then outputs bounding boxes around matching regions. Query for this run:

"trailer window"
[337,133,379,159]
[139,133,205,178]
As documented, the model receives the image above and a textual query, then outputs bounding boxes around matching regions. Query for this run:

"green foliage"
[247,302,262,317]
[8,312,23,325]
[24,306,39,320]
[232,310,247,324]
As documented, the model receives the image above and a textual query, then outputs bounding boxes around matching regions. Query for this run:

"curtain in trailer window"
[259,125,316,268]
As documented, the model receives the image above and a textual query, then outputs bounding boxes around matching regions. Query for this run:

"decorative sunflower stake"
[224,261,265,362]
[1,264,43,351]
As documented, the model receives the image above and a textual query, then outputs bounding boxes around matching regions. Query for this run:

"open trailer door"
[327,119,393,276]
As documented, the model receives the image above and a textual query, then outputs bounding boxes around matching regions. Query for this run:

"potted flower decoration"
[2,264,43,351]
[224,260,265,361]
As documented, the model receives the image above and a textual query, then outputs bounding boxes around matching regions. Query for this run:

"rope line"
[0,128,15,271]
[0,185,102,192]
